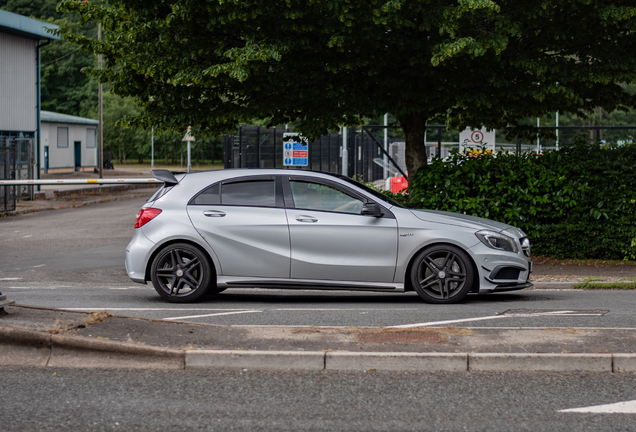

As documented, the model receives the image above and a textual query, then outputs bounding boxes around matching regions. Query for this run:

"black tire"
[150,243,213,303]
[410,244,474,304]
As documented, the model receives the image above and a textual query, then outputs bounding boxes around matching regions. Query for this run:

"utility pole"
[98,23,103,179]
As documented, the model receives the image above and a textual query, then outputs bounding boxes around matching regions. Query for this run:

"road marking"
[390,316,507,328]
[31,264,46,268]
[163,310,262,320]
[392,309,610,328]
[63,308,257,311]
[500,309,608,317]
[22,235,32,238]
[0,278,22,281]
[559,400,636,414]
[5,286,69,290]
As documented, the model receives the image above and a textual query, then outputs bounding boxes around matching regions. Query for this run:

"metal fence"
[423,125,636,158]
[0,145,17,213]
[224,126,344,174]
[224,125,636,185]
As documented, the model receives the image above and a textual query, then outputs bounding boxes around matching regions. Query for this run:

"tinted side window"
[290,181,363,214]
[191,183,220,205]
[222,180,276,207]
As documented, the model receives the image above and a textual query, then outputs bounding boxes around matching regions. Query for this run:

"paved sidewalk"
[1,304,635,372]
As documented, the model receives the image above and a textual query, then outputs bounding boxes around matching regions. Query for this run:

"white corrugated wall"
[0,32,37,132]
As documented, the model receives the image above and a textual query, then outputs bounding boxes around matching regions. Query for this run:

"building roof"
[41,110,99,126]
[0,10,60,41]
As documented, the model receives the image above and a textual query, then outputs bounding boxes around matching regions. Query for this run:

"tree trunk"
[164,147,168,164]
[396,113,428,177]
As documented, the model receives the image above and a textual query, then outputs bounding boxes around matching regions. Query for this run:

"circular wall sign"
[471,130,484,143]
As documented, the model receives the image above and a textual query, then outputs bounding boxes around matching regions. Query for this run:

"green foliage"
[57,0,636,175]
[405,143,636,260]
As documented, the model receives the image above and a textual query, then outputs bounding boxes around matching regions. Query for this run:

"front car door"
[187,175,290,278]
[285,176,398,283]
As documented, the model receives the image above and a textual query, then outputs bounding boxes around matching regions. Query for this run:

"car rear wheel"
[151,243,213,303]
[411,245,474,304]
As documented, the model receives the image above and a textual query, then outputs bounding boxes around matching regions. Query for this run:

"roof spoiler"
[151,169,179,186]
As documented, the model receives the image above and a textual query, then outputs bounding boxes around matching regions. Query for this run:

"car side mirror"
[361,202,383,218]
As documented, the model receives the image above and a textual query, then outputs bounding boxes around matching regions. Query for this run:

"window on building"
[57,127,68,148]
[86,128,96,148]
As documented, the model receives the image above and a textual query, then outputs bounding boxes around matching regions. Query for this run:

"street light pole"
[98,23,103,179]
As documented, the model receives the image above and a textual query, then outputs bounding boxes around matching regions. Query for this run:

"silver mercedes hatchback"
[126,169,532,303]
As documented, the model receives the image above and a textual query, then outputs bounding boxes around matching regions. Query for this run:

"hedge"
[397,142,636,260]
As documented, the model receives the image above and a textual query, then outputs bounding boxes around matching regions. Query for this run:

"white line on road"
[5,286,70,290]
[559,400,636,414]
[31,264,46,268]
[62,308,258,311]
[163,310,262,320]
[389,316,507,328]
[0,278,22,281]
[391,310,609,328]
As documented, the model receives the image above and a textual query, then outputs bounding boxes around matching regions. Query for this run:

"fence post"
[437,128,442,159]
[516,136,521,156]
[256,126,261,168]
[238,126,243,168]
[273,127,277,169]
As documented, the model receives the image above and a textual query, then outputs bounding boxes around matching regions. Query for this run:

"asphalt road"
[1,197,635,328]
[2,367,636,431]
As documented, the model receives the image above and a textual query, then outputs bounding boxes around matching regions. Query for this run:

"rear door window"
[221,179,276,207]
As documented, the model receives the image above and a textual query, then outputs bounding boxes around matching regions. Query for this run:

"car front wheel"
[410,245,474,304]
[150,243,213,303]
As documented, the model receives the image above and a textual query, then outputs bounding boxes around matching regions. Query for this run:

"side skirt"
[217,277,405,293]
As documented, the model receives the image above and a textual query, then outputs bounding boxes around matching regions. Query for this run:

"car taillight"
[135,208,162,228]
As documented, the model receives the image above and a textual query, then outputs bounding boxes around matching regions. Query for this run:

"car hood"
[409,209,517,233]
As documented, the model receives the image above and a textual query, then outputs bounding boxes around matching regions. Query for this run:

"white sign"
[459,127,495,154]
[283,133,308,167]
[182,126,195,142]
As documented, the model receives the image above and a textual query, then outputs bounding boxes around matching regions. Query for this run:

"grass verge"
[573,277,636,290]
[533,256,636,267]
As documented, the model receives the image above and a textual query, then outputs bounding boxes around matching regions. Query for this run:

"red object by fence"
[390,176,408,193]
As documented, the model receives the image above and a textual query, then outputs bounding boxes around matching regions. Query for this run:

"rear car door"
[285,176,398,282]
[187,175,290,278]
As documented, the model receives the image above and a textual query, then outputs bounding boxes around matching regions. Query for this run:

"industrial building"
[0,10,59,206]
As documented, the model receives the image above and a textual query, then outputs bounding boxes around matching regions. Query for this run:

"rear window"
[147,185,173,203]
[191,183,220,205]
[221,180,276,207]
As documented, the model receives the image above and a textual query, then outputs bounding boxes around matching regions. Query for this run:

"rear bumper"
[125,229,155,284]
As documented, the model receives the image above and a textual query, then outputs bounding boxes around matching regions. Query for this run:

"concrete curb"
[0,326,184,370]
[2,325,636,372]
[187,350,325,370]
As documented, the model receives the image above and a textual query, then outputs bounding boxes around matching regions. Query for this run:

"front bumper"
[468,242,532,293]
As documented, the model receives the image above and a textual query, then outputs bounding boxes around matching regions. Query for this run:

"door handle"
[295,215,318,223]
[203,210,226,217]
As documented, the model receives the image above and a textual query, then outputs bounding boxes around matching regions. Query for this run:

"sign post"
[283,133,308,167]
[182,126,195,173]
[459,127,495,154]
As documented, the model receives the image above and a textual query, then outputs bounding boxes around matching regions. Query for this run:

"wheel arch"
[403,241,480,293]
[144,238,218,286]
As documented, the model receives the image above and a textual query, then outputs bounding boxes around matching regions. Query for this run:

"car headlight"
[475,230,519,253]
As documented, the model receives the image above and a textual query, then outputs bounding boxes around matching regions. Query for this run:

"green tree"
[59,0,636,175]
